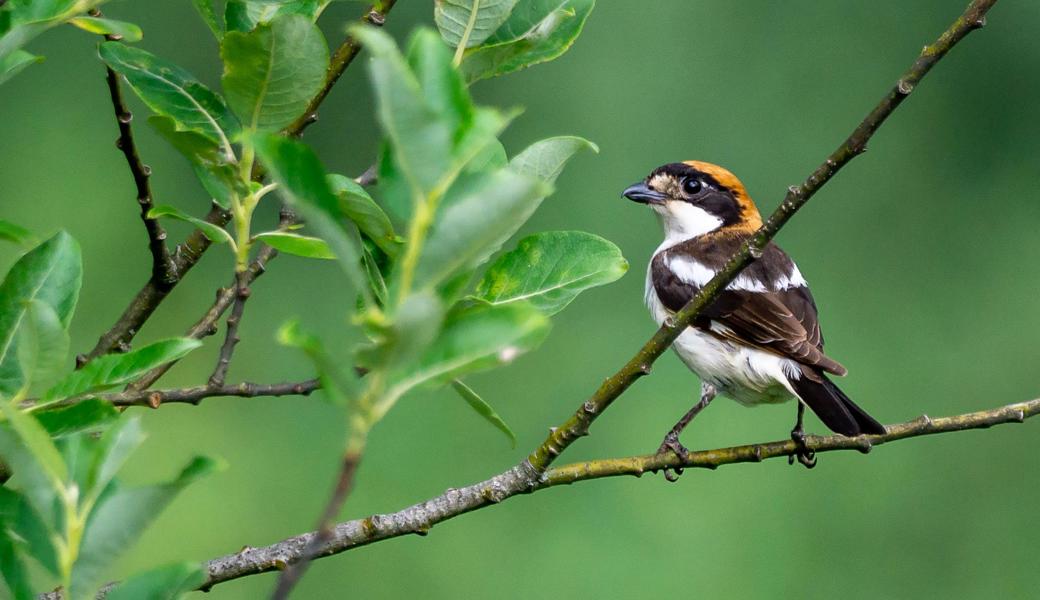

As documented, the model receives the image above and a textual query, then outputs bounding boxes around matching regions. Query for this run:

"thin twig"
[208,271,251,387]
[45,379,320,410]
[125,244,277,391]
[92,10,177,290]
[78,0,399,364]
[524,0,998,474]
[284,0,398,138]
[103,67,177,289]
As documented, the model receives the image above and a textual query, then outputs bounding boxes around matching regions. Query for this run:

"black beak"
[622,181,667,205]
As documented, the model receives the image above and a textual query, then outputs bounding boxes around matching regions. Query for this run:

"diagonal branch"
[91,10,177,294]
[285,0,398,137]
[524,0,997,474]
[102,64,178,290]
[78,1,399,365]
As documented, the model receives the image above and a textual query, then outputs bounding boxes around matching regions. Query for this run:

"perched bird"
[622,161,884,476]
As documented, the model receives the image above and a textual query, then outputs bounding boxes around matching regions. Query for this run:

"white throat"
[652,201,723,246]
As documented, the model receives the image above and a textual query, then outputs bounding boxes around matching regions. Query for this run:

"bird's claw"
[789,428,817,469]
[656,432,690,482]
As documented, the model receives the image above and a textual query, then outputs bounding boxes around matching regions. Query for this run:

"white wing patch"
[665,255,808,292]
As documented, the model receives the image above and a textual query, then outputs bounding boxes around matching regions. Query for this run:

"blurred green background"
[3,1,1040,598]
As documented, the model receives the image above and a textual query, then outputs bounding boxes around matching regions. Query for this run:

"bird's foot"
[788,428,817,469]
[656,431,691,482]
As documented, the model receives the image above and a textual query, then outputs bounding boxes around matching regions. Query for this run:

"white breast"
[644,245,800,406]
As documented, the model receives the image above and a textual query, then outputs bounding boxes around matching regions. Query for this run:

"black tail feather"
[788,373,886,436]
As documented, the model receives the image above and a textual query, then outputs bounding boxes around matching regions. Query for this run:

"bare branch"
[125,244,277,391]
[194,397,1036,591]
[207,272,251,387]
[91,11,177,293]
[48,379,320,410]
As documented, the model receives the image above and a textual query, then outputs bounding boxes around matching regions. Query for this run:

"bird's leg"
[789,401,817,469]
[656,382,716,482]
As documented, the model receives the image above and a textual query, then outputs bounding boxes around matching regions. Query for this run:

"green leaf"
[358,290,444,373]
[253,231,334,259]
[450,379,516,447]
[148,115,239,209]
[473,231,627,316]
[327,174,400,257]
[106,561,207,600]
[35,399,119,439]
[353,26,450,197]
[71,457,220,600]
[68,16,143,42]
[44,338,202,401]
[254,134,370,304]
[0,232,81,397]
[361,243,389,306]
[460,0,594,84]
[0,48,42,86]
[483,0,566,43]
[191,0,224,40]
[84,417,146,507]
[0,402,67,491]
[225,0,323,33]
[16,300,69,392]
[99,41,239,157]
[148,205,235,245]
[509,135,597,185]
[0,474,59,578]
[221,14,329,131]
[358,28,511,229]
[277,319,358,403]
[0,493,37,600]
[415,169,550,291]
[465,138,507,173]
[0,219,38,247]
[435,0,519,49]
[389,302,549,395]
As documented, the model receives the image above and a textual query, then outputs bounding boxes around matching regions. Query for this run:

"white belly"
[645,261,797,406]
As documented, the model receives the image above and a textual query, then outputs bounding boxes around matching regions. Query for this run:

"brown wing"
[704,288,846,376]
[651,254,846,376]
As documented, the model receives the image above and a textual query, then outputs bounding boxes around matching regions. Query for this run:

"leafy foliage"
[0,0,612,595]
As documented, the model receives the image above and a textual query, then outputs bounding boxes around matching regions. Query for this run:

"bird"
[622,160,885,478]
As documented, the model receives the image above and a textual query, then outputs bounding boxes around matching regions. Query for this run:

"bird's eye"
[682,178,703,196]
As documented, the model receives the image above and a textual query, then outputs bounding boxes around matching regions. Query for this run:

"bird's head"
[622,161,763,242]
